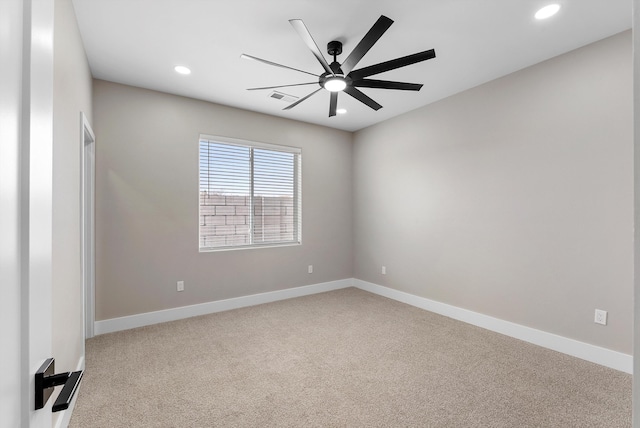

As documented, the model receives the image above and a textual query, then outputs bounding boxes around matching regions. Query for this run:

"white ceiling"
[71,0,632,132]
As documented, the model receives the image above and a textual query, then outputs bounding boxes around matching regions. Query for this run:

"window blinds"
[199,136,301,250]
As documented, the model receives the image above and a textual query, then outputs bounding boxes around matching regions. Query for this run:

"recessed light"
[535,4,560,20]
[174,65,191,75]
[336,108,347,115]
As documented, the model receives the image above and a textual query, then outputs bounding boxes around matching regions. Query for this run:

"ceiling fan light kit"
[323,77,347,92]
[242,15,436,117]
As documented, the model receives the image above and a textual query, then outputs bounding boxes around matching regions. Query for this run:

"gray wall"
[353,31,633,354]
[52,0,93,425]
[52,0,92,383]
[93,80,353,321]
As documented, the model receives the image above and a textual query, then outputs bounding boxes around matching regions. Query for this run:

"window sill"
[199,242,301,253]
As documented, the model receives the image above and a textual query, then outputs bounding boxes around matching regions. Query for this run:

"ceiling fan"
[241,15,436,117]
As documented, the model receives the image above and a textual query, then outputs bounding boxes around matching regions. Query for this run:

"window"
[199,135,301,251]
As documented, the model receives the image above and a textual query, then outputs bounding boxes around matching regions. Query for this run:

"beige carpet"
[70,288,631,427]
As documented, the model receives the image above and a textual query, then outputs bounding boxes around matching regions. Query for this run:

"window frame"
[198,134,302,252]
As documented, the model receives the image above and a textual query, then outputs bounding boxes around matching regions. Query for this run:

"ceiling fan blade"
[343,86,382,111]
[329,92,338,117]
[283,88,323,110]
[352,79,423,91]
[289,19,334,76]
[241,54,319,77]
[340,15,393,75]
[247,82,318,91]
[349,49,436,80]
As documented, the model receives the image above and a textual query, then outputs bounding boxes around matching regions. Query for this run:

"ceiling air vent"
[269,91,299,103]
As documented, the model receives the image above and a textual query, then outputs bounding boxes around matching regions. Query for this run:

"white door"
[0,0,56,426]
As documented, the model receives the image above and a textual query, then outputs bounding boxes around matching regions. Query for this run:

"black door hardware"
[35,358,84,412]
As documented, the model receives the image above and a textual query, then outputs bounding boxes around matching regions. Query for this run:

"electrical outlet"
[177,281,184,292]
[381,266,386,275]
[594,309,607,325]
[308,265,313,274]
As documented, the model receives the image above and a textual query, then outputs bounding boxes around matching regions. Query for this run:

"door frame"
[81,112,96,339]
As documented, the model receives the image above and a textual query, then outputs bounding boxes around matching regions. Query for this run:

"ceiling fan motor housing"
[320,43,348,91]
[320,59,350,91]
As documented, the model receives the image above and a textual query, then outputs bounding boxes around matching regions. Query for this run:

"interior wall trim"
[93,278,630,373]
[353,279,632,374]
[94,279,353,335]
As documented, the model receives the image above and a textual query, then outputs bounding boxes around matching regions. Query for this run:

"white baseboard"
[53,356,85,428]
[353,279,632,374]
[95,279,353,335]
[93,277,631,374]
